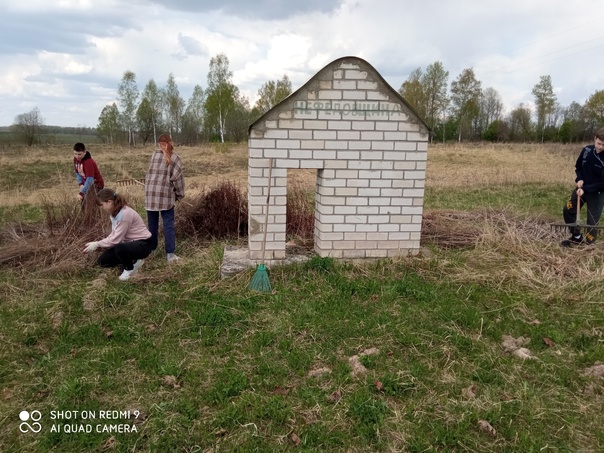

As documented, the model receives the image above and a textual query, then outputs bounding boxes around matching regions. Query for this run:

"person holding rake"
[561,127,604,247]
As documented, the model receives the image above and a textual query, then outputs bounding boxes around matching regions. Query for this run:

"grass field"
[2,142,604,452]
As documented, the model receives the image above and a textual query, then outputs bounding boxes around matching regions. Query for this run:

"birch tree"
[532,75,556,142]
[140,79,163,144]
[204,53,237,143]
[181,84,206,144]
[422,61,449,135]
[164,73,185,140]
[450,68,482,141]
[117,70,139,146]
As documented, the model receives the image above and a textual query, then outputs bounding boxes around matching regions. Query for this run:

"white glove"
[83,242,100,253]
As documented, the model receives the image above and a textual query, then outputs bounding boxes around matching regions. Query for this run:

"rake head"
[549,222,604,233]
[115,178,146,187]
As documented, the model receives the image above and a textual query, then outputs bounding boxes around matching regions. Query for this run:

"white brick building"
[248,56,430,261]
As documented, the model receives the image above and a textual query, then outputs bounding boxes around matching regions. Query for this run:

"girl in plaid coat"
[144,134,185,262]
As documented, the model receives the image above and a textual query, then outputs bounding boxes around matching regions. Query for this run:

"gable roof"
[249,55,430,133]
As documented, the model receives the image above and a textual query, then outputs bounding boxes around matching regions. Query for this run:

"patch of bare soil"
[583,362,604,378]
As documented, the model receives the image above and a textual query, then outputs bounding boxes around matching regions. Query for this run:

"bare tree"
[11,107,44,146]
[478,87,504,137]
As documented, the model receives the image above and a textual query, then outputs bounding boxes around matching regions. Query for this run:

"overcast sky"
[2,0,603,128]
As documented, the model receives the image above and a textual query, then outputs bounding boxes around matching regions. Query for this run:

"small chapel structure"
[247,56,430,262]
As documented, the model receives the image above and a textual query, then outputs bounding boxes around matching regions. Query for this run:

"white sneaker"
[167,253,180,263]
[118,269,133,281]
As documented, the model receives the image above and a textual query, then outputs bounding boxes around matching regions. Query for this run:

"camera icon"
[19,410,42,433]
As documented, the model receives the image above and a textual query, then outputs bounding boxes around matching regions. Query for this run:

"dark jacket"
[575,145,604,193]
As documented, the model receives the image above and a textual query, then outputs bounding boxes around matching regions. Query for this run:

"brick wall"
[248,57,429,261]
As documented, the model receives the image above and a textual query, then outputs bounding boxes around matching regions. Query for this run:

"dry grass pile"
[176,181,248,240]
[0,191,108,273]
[421,210,482,249]
[422,208,604,299]
[421,208,553,249]
[176,181,317,244]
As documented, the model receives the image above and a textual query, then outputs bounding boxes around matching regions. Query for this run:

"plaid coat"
[144,150,185,211]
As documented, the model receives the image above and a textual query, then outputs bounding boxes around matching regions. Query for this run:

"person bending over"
[83,189,153,281]
[73,142,104,203]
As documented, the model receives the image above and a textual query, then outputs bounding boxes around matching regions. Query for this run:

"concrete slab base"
[221,245,312,278]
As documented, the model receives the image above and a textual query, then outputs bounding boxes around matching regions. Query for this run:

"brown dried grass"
[426,142,577,189]
[286,182,315,245]
[0,191,108,273]
[422,207,604,299]
[176,181,248,240]
[0,142,594,291]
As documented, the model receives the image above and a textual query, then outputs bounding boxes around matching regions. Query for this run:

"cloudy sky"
[1,0,603,128]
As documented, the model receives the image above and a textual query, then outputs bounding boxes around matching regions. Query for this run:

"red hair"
[158,134,174,166]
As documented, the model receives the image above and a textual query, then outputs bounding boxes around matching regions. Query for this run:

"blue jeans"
[146,208,176,254]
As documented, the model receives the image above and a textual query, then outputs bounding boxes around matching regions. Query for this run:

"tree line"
[9,55,604,146]
[399,62,604,143]
[98,53,291,146]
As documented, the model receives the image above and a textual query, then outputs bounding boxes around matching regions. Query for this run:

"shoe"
[118,269,133,281]
[561,235,583,247]
[131,259,144,275]
[167,253,180,263]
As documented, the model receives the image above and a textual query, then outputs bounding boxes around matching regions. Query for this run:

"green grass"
[425,182,570,219]
[2,243,604,452]
[2,147,604,451]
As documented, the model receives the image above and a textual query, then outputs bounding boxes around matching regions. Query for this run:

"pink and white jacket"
[98,206,152,248]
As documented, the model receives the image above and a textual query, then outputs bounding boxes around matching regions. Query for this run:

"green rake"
[247,158,273,292]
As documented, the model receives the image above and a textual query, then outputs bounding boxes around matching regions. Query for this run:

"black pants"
[562,189,604,243]
[97,238,154,271]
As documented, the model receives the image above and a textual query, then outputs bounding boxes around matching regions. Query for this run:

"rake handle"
[576,187,583,225]
[261,158,273,263]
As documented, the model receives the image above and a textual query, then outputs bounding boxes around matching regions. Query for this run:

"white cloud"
[1,0,603,126]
